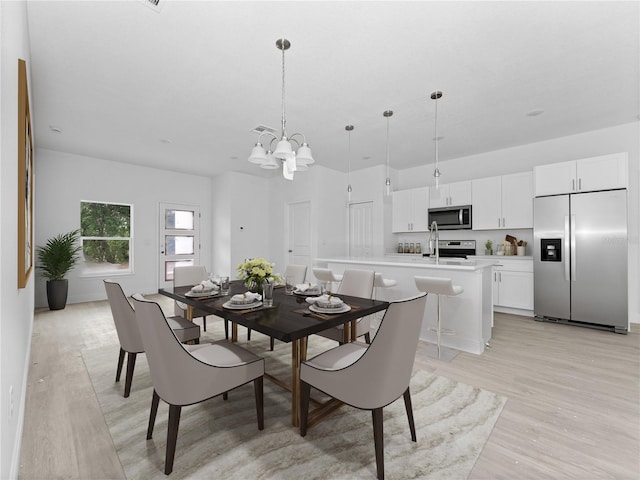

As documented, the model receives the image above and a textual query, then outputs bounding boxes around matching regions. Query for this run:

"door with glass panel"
[159,202,200,290]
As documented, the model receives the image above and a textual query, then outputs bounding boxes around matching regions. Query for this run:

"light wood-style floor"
[19,296,640,479]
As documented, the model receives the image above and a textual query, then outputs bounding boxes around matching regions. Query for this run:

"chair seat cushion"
[303,341,368,372]
[166,315,201,343]
[190,340,263,367]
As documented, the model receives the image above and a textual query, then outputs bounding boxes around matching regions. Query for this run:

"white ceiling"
[26,1,639,179]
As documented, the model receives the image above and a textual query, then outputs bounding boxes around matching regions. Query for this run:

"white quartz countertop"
[316,256,498,271]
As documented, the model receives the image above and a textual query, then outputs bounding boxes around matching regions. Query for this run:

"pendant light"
[346,125,354,202]
[431,91,442,188]
[383,110,393,196]
[248,38,314,180]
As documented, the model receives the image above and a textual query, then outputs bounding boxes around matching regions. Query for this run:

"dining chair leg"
[372,407,385,480]
[254,377,264,430]
[115,347,125,382]
[202,316,207,332]
[364,332,372,344]
[270,337,275,351]
[224,319,229,340]
[124,352,137,398]
[222,392,228,401]
[299,380,311,437]
[165,404,182,475]
[247,328,252,341]
[147,390,160,440]
[403,387,417,442]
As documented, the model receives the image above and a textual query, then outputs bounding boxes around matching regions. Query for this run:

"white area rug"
[82,329,506,479]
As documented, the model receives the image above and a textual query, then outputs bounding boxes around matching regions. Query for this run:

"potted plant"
[484,240,493,255]
[36,229,82,310]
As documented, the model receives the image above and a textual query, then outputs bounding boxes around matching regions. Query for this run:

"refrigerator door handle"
[564,215,571,281]
[570,214,577,281]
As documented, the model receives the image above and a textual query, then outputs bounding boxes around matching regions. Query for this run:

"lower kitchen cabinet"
[492,258,533,313]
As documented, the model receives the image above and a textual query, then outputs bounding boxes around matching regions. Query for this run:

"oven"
[424,240,476,259]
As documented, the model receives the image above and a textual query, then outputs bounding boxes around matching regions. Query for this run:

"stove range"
[423,240,476,259]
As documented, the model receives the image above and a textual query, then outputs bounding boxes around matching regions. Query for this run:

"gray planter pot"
[46,279,69,310]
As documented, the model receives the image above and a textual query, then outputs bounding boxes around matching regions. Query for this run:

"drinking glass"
[219,276,230,294]
[285,275,295,295]
[262,282,274,307]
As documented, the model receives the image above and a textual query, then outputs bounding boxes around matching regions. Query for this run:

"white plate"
[223,300,263,310]
[294,289,322,296]
[185,290,217,298]
[309,304,351,315]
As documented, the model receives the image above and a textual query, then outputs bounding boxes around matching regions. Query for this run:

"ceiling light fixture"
[248,38,313,180]
[345,125,354,202]
[431,91,442,188]
[383,110,393,196]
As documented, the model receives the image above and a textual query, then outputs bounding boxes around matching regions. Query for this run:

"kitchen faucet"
[429,220,439,263]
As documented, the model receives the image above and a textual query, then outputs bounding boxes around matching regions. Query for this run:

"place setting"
[222,291,263,312]
[294,294,355,320]
[184,279,221,299]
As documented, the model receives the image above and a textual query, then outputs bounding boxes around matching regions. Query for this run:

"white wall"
[34,149,213,307]
[0,2,34,478]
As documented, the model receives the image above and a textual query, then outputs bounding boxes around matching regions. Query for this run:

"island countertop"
[315,256,498,271]
[314,256,496,355]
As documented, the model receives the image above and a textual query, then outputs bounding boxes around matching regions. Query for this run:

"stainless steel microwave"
[428,205,472,230]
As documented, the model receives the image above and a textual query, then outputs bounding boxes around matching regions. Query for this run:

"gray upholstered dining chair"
[299,293,428,480]
[316,269,376,344]
[174,265,229,338]
[103,279,200,398]
[132,294,265,475]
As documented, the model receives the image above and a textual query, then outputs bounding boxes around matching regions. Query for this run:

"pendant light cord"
[281,40,287,138]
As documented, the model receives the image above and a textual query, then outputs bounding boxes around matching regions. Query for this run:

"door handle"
[570,214,577,281]
[288,249,293,253]
[564,215,570,281]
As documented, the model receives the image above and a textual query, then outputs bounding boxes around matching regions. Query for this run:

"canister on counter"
[398,243,404,253]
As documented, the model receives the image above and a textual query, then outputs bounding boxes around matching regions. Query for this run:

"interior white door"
[287,201,312,274]
[349,201,373,257]
[158,202,200,290]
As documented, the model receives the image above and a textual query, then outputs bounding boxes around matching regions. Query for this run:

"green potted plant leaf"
[484,240,493,255]
[36,229,82,310]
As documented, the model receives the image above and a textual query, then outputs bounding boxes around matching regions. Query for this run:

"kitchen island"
[315,256,497,354]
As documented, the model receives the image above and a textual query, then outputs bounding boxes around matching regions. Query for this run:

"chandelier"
[431,91,442,187]
[248,38,314,180]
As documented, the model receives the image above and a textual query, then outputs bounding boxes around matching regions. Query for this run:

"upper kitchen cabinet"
[391,187,429,232]
[429,180,472,208]
[534,152,628,196]
[473,172,533,230]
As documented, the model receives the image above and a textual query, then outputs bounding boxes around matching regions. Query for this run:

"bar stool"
[312,268,343,293]
[373,272,397,299]
[414,276,463,359]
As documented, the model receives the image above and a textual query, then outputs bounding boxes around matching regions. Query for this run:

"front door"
[158,202,200,290]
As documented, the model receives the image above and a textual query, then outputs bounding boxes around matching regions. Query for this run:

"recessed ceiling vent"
[251,125,277,135]
[140,0,164,13]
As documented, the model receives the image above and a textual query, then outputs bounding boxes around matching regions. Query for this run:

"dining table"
[159,280,389,427]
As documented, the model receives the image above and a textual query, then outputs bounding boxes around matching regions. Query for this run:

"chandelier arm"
[257,131,278,145]
[288,132,306,148]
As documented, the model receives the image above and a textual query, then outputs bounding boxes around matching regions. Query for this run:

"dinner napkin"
[295,283,320,292]
[305,294,343,306]
[190,280,217,292]
[231,292,261,303]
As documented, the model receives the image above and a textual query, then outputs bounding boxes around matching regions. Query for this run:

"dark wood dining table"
[159,280,389,426]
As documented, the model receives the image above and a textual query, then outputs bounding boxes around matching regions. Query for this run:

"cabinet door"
[411,187,430,231]
[502,171,533,229]
[577,152,628,192]
[429,184,449,208]
[497,270,533,310]
[449,180,472,206]
[391,190,413,232]
[472,176,502,230]
[534,161,576,196]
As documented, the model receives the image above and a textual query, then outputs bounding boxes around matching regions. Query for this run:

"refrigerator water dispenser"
[540,238,561,262]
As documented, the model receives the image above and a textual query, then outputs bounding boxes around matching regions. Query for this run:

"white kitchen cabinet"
[492,259,533,311]
[429,180,472,208]
[534,152,628,196]
[473,172,533,230]
[391,187,429,232]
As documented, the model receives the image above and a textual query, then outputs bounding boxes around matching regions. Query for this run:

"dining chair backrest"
[131,294,254,406]
[173,265,208,287]
[337,269,375,299]
[284,264,307,285]
[104,279,144,354]
[322,293,427,409]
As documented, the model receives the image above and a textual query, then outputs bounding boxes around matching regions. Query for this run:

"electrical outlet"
[9,386,14,417]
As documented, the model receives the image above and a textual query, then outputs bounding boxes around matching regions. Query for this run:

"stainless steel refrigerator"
[533,189,628,333]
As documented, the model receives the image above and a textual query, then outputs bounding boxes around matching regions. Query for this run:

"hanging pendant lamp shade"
[431,91,443,188]
[383,110,393,196]
[248,38,313,180]
[345,125,354,202]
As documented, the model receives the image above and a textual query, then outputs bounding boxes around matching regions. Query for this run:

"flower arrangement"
[236,258,281,292]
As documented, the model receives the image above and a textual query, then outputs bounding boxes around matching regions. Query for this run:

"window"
[80,201,132,276]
